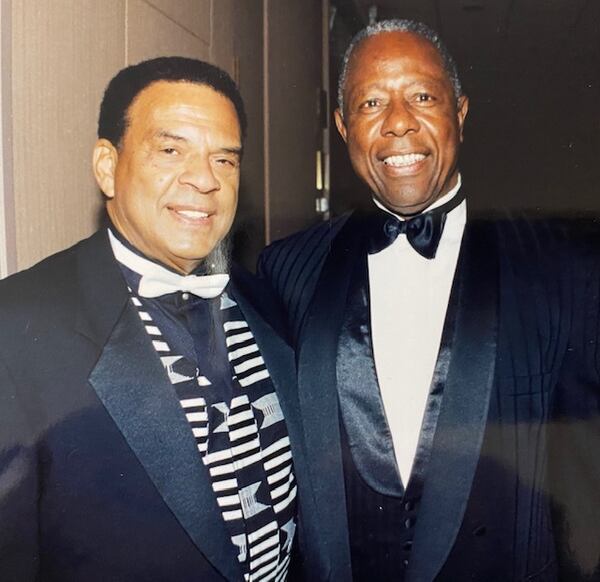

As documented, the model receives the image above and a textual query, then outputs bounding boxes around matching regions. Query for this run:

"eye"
[160,147,179,155]
[215,157,239,168]
[413,92,436,104]
[360,98,381,110]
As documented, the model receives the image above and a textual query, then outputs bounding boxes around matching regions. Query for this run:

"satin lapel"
[77,235,242,582]
[88,305,242,581]
[233,275,335,579]
[407,220,498,582]
[296,212,365,578]
[337,251,404,496]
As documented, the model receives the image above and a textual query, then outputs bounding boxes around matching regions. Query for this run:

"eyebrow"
[220,146,243,157]
[154,131,243,156]
[154,130,188,142]
[354,83,385,93]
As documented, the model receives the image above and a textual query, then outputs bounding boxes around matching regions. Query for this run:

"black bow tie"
[367,190,466,259]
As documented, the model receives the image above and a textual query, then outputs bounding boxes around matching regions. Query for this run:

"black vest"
[341,422,422,581]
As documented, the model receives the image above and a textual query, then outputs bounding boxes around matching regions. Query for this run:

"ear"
[456,95,469,143]
[92,139,119,199]
[334,108,348,144]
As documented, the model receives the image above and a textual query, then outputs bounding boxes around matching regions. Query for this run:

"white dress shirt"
[368,176,466,485]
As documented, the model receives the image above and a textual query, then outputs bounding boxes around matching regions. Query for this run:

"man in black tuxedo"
[259,20,600,581]
[0,57,314,581]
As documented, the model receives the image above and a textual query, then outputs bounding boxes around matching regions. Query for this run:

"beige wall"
[0,0,15,278]
[7,0,242,272]
[265,0,322,242]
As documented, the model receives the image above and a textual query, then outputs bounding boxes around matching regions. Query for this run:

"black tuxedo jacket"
[258,210,600,582]
[0,230,318,581]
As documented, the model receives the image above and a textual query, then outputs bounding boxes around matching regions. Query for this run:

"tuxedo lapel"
[229,271,332,578]
[88,302,243,581]
[74,231,242,581]
[407,219,499,582]
[336,250,404,497]
[296,213,366,579]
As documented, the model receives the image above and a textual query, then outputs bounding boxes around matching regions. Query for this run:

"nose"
[178,154,220,193]
[381,99,420,137]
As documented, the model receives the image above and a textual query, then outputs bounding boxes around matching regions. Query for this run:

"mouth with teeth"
[382,153,427,167]
[169,207,213,225]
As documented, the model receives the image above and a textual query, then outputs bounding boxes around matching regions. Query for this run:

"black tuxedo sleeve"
[549,243,600,582]
[0,354,39,580]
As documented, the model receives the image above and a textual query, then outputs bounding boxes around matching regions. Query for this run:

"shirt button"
[404,500,415,511]
[181,292,190,300]
[404,517,415,529]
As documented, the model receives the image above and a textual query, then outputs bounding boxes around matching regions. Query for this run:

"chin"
[384,189,438,213]
[380,197,430,216]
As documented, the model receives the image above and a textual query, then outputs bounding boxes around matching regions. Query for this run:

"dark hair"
[98,56,247,147]
[338,19,463,113]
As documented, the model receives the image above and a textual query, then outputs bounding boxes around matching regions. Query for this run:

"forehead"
[126,80,241,139]
[346,31,449,89]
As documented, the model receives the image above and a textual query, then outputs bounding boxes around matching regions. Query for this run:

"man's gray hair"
[204,236,231,276]
[337,19,463,113]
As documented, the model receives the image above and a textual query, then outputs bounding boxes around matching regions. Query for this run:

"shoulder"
[0,240,81,308]
[471,211,600,302]
[255,213,353,340]
[257,213,351,292]
[471,209,600,260]
[0,231,105,335]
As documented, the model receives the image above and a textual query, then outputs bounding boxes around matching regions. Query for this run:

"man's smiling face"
[335,31,468,215]
[98,80,241,274]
